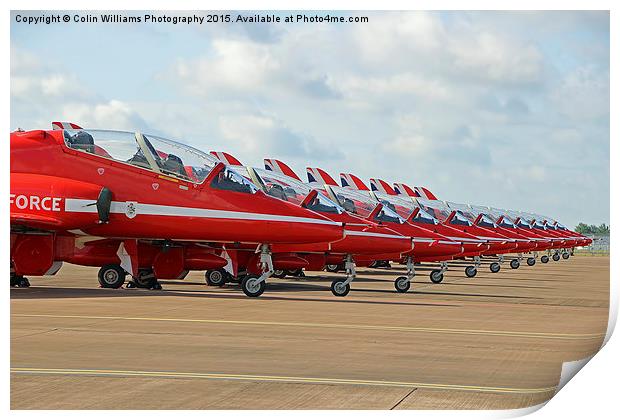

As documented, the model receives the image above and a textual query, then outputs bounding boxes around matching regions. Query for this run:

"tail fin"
[209,151,243,166]
[340,173,370,190]
[263,159,301,181]
[369,178,397,195]
[52,121,83,130]
[414,186,438,200]
[306,167,338,186]
[393,182,419,197]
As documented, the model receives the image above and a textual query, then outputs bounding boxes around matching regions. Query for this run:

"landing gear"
[10,273,30,288]
[562,252,570,260]
[272,269,287,279]
[241,275,266,297]
[510,259,520,269]
[240,244,273,297]
[331,255,355,297]
[287,269,304,277]
[465,265,478,278]
[490,262,501,273]
[206,269,229,286]
[331,279,351,297]
[552,253,560,262]
[430,269,444,284]
[98,264,126,289]
[128,269,160,289]
[326,264,340,273]
[527,257,536,266]
[394,257,415,293]
[541,255,549,264]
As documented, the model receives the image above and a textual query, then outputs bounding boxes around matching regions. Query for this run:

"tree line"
[574,223,610,236]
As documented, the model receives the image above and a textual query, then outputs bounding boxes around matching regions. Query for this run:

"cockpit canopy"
[373,191,438,225]
[63,129,258,193]
[251,168,343,214]
[329,186,404,223]
[417,198,472,226]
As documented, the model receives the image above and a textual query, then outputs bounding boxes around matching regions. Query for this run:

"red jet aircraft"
[10,123,345,297]
[209,151,412,296]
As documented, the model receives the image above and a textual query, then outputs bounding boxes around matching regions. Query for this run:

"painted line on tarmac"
[10,367,558,395]
[13,314,605,341]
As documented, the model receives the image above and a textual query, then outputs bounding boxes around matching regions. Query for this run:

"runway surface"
[11,255,609,409]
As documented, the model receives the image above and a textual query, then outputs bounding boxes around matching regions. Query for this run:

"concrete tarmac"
[10,256,609,409]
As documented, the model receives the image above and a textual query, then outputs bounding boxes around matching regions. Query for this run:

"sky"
[10,10,610,228]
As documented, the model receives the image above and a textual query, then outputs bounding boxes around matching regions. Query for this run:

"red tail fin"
[52,121,83,130]
[306,167,338,186]
[414,186,438,200]
[340,173,370,190]
[393,182,418,197]
[263,159,301,181]
[369,178,397,195]
[209,151,243,166]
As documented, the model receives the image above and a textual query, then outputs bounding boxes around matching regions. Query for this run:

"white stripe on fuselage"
[344,230,405,240]
[64,199,341,226]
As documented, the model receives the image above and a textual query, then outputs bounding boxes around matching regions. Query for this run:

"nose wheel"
[510,259,520,269]
[526,257,536,266]
[465,265,478,277]
[394,257,415,293]
[241,275,266,297]
[331,279,351,296]
[562,252,570,260]
[430,269,444,283]
[489,262,501,273]
[552,253,560,262]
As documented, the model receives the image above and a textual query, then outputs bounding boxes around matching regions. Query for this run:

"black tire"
[394,276,410,293]
[10,273,19,287]
[133,269,157,289]
[465,266,477,278]
[206,269,228,286]
[330,279,350,297]
[562,252,570,260]
[16,276,30,288]
[98,264,126,289]
[541,255,549,264]
[326,264,340,273]
[241,276,266,297]
[552,253,560,262]
[430,269,444,284]
[287,269,304,277]
[527,257,536,266]
[510,259,520,269]
[490,262,501,273]
[272,269,287,279]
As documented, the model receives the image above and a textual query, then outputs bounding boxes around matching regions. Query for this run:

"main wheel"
[562,252,570,260]
[465,265,477,278]
[205,269,228,286]
[510,259,520,269]
[286,269,304,277]
[527,257,536,266]
[133,269,157,289]
[241,276,266,297]
[272,269,287,279]
[490,262,501,273]
[430,269,444,284]
[552,253,560,262]
[98,264,126,289]
[330,279,350,297]
[326,264,340,273]
[541,255,549,264]
[394,276,410,293]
